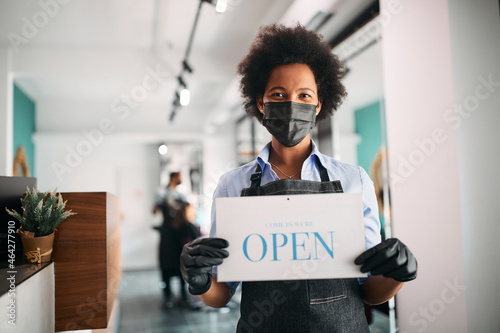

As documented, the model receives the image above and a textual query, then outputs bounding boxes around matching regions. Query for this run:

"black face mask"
[262,101,317,147]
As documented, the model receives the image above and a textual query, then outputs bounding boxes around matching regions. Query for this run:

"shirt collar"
[256,142,271,169]
[310,139,328,168]
[257,139,327,169]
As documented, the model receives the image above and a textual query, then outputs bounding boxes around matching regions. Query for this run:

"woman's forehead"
[266,64,317,90]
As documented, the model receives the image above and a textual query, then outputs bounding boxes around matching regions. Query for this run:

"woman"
[180,24,417,332]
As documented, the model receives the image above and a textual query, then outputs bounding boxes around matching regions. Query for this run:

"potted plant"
[6,187,76,263]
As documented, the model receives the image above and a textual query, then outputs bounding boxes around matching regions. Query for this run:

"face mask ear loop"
[259,98,270,118]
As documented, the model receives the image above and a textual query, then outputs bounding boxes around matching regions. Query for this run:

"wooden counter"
[52,192,121,331]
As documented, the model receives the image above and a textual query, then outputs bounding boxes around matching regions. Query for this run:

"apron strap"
[317,157,330,182]
[249,158,330,190]
[244,163,263,196]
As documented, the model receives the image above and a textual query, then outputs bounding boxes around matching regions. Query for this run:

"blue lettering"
[292,232,311,260]
[243,234,267,262]
[242,231,335,262]
[313,232,334,259]
[271,233,288,261]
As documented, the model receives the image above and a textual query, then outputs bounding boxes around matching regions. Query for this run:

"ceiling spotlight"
[180,88,190,106]
[215,0,228,13]
[158,144,168,155]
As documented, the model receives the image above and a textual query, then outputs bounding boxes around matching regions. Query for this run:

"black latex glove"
[354,238,417,282]
[180,237,229,295]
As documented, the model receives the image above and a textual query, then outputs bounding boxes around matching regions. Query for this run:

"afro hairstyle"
[237,23,347,124]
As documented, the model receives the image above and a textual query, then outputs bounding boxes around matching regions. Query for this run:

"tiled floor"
[117,269,390,333]
[118,269,240,333]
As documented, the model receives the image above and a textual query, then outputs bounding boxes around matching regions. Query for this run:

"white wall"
[448,1,500,331]
[0,47,13,176]
[380,0,467,332]
[34,131,162,270]
[201,132,236,235]
[333,106,360,166]
[0,263,55,333]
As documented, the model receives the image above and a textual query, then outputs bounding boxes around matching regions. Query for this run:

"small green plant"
[6,187,76,237]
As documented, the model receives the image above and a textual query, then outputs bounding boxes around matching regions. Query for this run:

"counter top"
[0,260,53,296]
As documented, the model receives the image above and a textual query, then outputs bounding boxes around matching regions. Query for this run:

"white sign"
[216,193,367,282]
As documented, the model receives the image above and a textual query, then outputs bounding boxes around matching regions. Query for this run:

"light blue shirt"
[210,140,382,294]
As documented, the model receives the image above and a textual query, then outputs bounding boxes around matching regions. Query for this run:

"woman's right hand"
[180,237,229,295]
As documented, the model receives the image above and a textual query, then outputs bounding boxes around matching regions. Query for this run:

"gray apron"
[236,159,369,333]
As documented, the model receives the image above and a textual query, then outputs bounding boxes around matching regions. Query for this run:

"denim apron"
[236,160,369,333]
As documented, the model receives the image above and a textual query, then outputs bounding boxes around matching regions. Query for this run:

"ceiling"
[0,0,381,138]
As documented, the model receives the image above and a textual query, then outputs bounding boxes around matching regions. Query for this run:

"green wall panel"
[13,84,36,176]
[354,101,382,174]
[355,101,387,236]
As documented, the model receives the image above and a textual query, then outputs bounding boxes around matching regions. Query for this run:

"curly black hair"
[237,24,347,124]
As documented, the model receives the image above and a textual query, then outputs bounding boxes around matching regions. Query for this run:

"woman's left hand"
[355,238,417,282]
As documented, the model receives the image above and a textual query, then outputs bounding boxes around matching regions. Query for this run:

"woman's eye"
[300,93,312,98]
[271,92,284,97]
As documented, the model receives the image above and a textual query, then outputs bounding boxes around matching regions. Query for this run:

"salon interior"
[0,0,499,332]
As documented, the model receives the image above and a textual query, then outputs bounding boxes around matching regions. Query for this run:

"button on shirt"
[209,140,382,294]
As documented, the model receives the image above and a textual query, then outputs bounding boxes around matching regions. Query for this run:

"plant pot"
[19,230,54,263]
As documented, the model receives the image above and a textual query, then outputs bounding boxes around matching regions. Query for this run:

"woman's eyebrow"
[268,86,285,92]
[267,87,315,93]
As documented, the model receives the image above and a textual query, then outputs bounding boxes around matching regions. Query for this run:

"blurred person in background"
[153,172,185,216]
[153,172,192,308]
[163,200,201,308]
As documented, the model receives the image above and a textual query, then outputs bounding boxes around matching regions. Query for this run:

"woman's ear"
[256,95,264,114]
[316,99,323,116]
